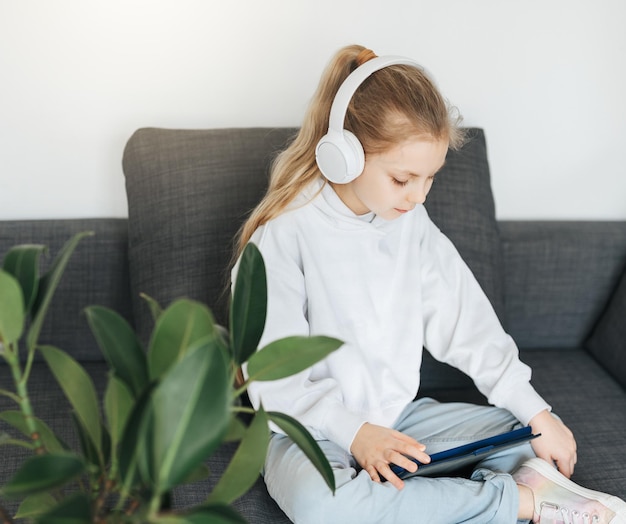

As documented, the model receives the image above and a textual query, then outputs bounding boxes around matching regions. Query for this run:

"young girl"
[234,45,626,523]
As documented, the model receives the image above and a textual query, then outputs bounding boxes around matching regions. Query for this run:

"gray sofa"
[2,127,625,522]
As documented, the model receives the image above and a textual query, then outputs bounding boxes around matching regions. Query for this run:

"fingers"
[351,424,431,491]
[554,448,577,479]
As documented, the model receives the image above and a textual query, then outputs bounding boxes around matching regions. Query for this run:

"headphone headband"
[327,55,422,134]
[316,55,422,184]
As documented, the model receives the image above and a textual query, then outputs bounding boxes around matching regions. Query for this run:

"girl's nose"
[408,184,427,205]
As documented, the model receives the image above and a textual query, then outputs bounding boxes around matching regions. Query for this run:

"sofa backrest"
[122,127,504,391]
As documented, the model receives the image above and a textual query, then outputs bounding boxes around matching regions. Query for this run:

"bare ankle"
[517,483,535,521]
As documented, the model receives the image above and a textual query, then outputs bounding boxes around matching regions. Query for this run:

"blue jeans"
[263,398,536,523]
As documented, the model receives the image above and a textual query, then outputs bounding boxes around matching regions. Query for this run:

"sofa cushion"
[585,265,626,389]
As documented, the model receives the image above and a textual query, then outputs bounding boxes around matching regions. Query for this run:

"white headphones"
[315,55,421,184]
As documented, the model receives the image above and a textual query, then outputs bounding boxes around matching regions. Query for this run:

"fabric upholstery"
[122,127,298,343]
[500,221,626,349]
[522,348,626,498]
[586,265,626,388]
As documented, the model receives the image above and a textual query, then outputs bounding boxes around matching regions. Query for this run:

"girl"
[233,45,626,523]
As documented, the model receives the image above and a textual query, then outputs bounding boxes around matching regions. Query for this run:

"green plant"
[0,233,340,523]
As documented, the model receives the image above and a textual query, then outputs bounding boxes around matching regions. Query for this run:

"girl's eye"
[392,178,409,187]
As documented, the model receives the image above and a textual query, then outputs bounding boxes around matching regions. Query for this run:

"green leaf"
[2,244,45,314]
[247,336,342,382]
[118,383,156,492]
[104,374,134,446]
[0,269,25,345]
[1,452,84,498]
[36,492,92,524]
[224,415,247,442]
[39,345,102,462]
[85,306,149,397]
[14,492,57,519]
[208,407,269,505]
[71,411,102,469]
[0,410,66,453]
[152,338,230,493]
[181,463,210,485]
[230,243,267,365]
[140,292,163,322]
[269,411,335,493]
[27,231,93,351]
[148,299,218,380]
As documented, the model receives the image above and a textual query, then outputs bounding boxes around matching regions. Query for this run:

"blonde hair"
[235,44,464,256]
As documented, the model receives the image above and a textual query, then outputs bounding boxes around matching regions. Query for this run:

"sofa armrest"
[499,221,626,349]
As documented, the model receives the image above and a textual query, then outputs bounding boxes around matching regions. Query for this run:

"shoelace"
[539,502,601,523]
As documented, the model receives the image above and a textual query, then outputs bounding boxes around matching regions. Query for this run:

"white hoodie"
[241,178,549,453]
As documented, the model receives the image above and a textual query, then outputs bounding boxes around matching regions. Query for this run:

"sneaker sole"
[524,458,626,523]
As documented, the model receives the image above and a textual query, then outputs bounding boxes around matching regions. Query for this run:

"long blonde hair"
[235,44,464,256]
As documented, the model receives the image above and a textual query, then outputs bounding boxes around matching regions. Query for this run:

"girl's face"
[332,137,448,221]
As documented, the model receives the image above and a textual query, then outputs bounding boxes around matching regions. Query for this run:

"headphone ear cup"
[316,130,365,184]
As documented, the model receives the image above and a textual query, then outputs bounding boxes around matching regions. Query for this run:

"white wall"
[1,0,625,220]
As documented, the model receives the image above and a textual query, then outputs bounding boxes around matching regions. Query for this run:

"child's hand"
[529,409,577,478]
[350,423,430,490]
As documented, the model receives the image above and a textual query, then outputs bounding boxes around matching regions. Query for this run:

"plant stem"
[4,343,45,454]
[1,438,36,450]
[22,345,36,384]
[148,493,161,520]
[232,405,255,415]
[0,389,21,404]
[231,379,251,400]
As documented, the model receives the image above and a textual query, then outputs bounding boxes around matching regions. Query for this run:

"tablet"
[391,426,540,479]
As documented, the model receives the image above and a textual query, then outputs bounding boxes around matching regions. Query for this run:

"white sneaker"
[513,458,626,523]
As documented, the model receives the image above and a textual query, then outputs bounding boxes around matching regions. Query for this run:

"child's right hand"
[350,422,431,490]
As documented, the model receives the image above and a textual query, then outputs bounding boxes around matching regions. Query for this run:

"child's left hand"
[529,409,577,478]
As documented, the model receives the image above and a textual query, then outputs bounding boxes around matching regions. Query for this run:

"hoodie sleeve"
[234,220,368,452]
[419,217,550,425]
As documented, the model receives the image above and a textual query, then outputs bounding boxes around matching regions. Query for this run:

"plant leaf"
[0,270,25,345]
[0,410,66,453]
[152,338,230,493]
[224,415,247,442]
[247,336,342,382]
[148,299,217,380]
[208,407,269,505]
[35,492,92,524]
[27,231,93,351]
[14,492,57,519]
[39,345,102,462]
[104,374,134,446]
[118,383,156,492]
[268,411,335,493]
[2,244,45,314]
[140,292,163,322]
[181,463,210,485]
[70,411,101,469]
[230,243,267,365]
[0,452,84,498]
[85,306,149,397]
